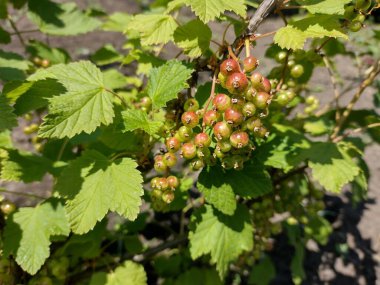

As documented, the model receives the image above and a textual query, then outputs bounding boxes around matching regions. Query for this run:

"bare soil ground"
[1,0,380,284]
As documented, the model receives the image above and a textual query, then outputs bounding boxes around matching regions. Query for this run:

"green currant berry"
[0,200,15,215]
[276,92,290,106]
[276,51,287,63]
[151,177,159,188]
[167,175,179,189]
[197,147,211,159]
[230,131,249,148]
[177,126,193,142]
[287,59,295,68]
[245,88,257,102]
[250,72,263,90]
[253,92,270,109]
[181,111,199,128]
[221,156,234,169]
[355,0,371,11]
[213,121,232,140]
[218,72,227,88]
[286,90,296,100]
[242,102,256,117]
[254,126,269,139]
[290,64,304,78]
[140,96,152,108]
[41,59,50,68]
[194,132,212,148]
[243,56,259,72]
[354,13,366,23]
[217,140,232,152]
[180,142,197,159]
[245,117,262,132]
[162,191,175,203]
[163,152,177,168]
[184,98,200,111]
[220,58,240,76]
[213,93,231,112]
[226,72,248,94]
[190,158,205,171]
[154,157,167,173]
[230,155,245,170]
[203,110,220,126]
[305,95,317,105]
[344,5,356,20]
[349,21,362,32]
[166,137,181,152]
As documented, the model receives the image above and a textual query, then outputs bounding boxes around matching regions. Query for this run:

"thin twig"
[322,56,341,121]
[333,122,380,143]
[249,30,277,42]
[10,29,39,35]
[105,88,128,108]
[8,17,25,47]
[57,138,69,161]
[315,38,333,53]
[331,60,380,139]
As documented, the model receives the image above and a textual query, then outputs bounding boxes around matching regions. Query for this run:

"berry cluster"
[150,175,179,211]
[344,0,372,32]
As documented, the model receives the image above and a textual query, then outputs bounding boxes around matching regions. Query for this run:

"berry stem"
[322,56,341,122]
[245,38,251,58]
[106,88,128,108]
[333,122,380,143]
[228,45,240,62]
[276,51,290,91]
[248,30,277,42]
[202,72,218,130]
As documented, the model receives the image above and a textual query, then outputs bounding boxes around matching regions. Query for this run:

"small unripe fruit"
[286,90,296,100]
[166,137,181,152]
[250,72,263,90]
[221,156,234,169]
[203,110,220,126]
[213,93,231,112]
[344,5,356,20]
[226,72,248,94]
[245,88,257,102]
[276,92,290,106]
[151,188,162,199]
[290,64,304,78]
[220,59,240,76]
[33,57,42,65]
[254,126,269,139]
[230,96,245,109]
[181,111,199,128]
[214,148,226,159]
[154,158,167,173]
[0,200,16,215]
[213,121,232,140]
[194,132,212,148]
[197,147,211,159]
[180,142,197,160]
[163,152,177,167]
[355,0,371,11]
[184,98,199,111]
[230,155,245,170]
[151,177,159,188]
[157,178,169,190]
[261,77,272,93]
[276,51,287,63]
[305,95,317,105]
[349,21,362,32]
[288,60,295,68]
[230,131,249,148]
[217,140,232,152]
[167,175,179,189]
[242,102,256,117]
[245,117,262,132]
[218,72,227,88]
[354,13,366,23]
[243,56,259,72]
[190,158,205,171]
[41,59,50,68]
[253,92,270,109]
[224,108,244,126]
[162,191,175,203]
[178,126,193,142]
[140,96,152,108]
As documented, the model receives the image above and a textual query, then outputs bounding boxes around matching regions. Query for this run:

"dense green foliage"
[0,0,379,284]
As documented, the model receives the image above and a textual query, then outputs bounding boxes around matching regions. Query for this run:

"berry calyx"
[184,98,200,111]
[194,132,212,148]
[203,110,220,126]
[180,142,197,159]
[181,111,199,128]
[290,64,304,78]
[213,93,231,112]
[163,152,177,167]
[230,131,249,148]
[213,121,232,140]
[224,108,244,126]
[243,56,259,72]
[220,59,240,76]
[253,92,270,109]
[226,72,248,94]
[166,137,181,152]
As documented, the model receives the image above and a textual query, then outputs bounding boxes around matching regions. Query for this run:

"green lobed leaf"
[90,44,123,66]
[173,19,212,58]
[102,12,131,32]
[103,69,130,90]
[127,13,178,45]
[189,204,253,278]
[27,0,101,36]
[26,40,70,64]
[295,0,351,15]
[0,149,53,182]
[121,109,163,136]
[184,0,246,23]
[248,255,276,285]
[0,50,31,81]
[197,163,272,215]
[274,15,348,50]
[3,199,70,275]
[147,60,193,109]
[33,61,114,139]
[0,95,17,131]
[0,26,11,44]
[55,150,143,234]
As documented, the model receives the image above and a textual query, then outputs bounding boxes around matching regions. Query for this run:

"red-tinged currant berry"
[157,177,169,190]
[197,147,211,159]
[250,72,263,89]
[230,96,245,110]
[151,177,159,188]
[166,137,181,152]
[184,98,199,111]
[140,96,152,108]
[242,102,256,117]
[194,132,211,148]
[167,175,179,189]
[290,64,304,78]
[254,126,269,139]
[203,110,220,126]
[154,158,167,173]
[190,158,205,171]
[180,142,197,159]
[245,88,257,102]
[276,92,290,106]
[162,191,175,203]
[261,77,272,93]
[245,117,263,132]
[220,59,240,76]
[226,72,248,94]
[163,152,177,167]
[276,51,287,63]
[355,0,371,11]
[243,56,259,72]
[177,126,193,142]
[230,131,249,148]
[213,93,231,112]
[41,59,50,68]
[213,121,232,140]
[218,72,227,88]
[214,148,226,159]
[253,92,270,109]
[349,21,362,32]
[0,200,16,215]
[181,111,199,128]
[217,140,232,152]
[224,108,244,126]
